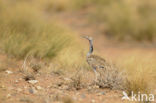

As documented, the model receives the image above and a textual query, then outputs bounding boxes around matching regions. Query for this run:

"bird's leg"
[93,68,98,84]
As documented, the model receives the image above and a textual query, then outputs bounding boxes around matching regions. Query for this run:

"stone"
[36,86,42,90]
[96,91,105,96]
[15,80,19,83]
[64,78,72,81]
[28,80,38,84]
[60,85,69,90]
[29,87,37,94]
[5,70,13,74]
[7,94,11,98]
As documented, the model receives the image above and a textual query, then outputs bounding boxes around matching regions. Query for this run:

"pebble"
[59,85,69,90]
[64,77,71,81]
[15,80,19,83]
[7,94,11,98]
[97,91,105,96]
[28,80,38,84]
[29,87,37,94]
[5,70,13,74]
[93,85,99,89]
[36,86,42,90]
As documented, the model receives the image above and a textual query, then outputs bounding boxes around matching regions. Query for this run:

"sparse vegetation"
[70,0,156,41]
[70,69,86,90]
[114,52,156,95]
[0,0,155,103]
[92,0,156,41]
[0,1,75,60]
[96,64,126,90]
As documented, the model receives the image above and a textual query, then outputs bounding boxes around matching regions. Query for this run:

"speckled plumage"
[82,36,109,71]
[87,55,109,70]
[82,36,126,89]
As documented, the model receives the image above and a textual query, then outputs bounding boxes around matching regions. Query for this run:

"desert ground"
[0,0,156,103]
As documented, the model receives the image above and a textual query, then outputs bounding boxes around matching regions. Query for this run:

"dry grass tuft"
[69,68,86,90]
[0,1,74,59]
[0,1,88,76]
[114,52,156,95]
[92,0,156,41]
[96,63,127,90]
[69,0,156,41]
[68,66,93,90]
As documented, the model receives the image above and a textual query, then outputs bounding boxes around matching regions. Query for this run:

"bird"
[82,36,109,82]
[82,36,126,89]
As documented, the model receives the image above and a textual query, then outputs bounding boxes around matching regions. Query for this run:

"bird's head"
[81,36,93,41]
[81,35,93,56]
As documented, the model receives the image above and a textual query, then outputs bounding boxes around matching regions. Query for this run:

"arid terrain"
[0,0,156,103]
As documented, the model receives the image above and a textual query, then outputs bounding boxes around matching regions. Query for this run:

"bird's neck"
[87,40,93,57]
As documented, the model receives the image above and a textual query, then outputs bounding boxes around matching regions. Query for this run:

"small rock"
[36,86,42,90]
[7,94,11,98]
[15,80,19,83]
[29,87,37,94]
[28,80,38,84]
[64,78,71,81]
[97,91,105,96]
[91,99,95,103]
[60,85,69,90]
[93,85,99,89]
[5,70,13,74]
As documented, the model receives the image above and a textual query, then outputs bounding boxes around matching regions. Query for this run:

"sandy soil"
[0,54,130,103]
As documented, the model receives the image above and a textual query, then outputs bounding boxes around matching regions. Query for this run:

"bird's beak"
[81,36,85,38]
[81,36,88,39]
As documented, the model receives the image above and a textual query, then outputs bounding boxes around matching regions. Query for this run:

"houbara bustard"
[82,36,126,89]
